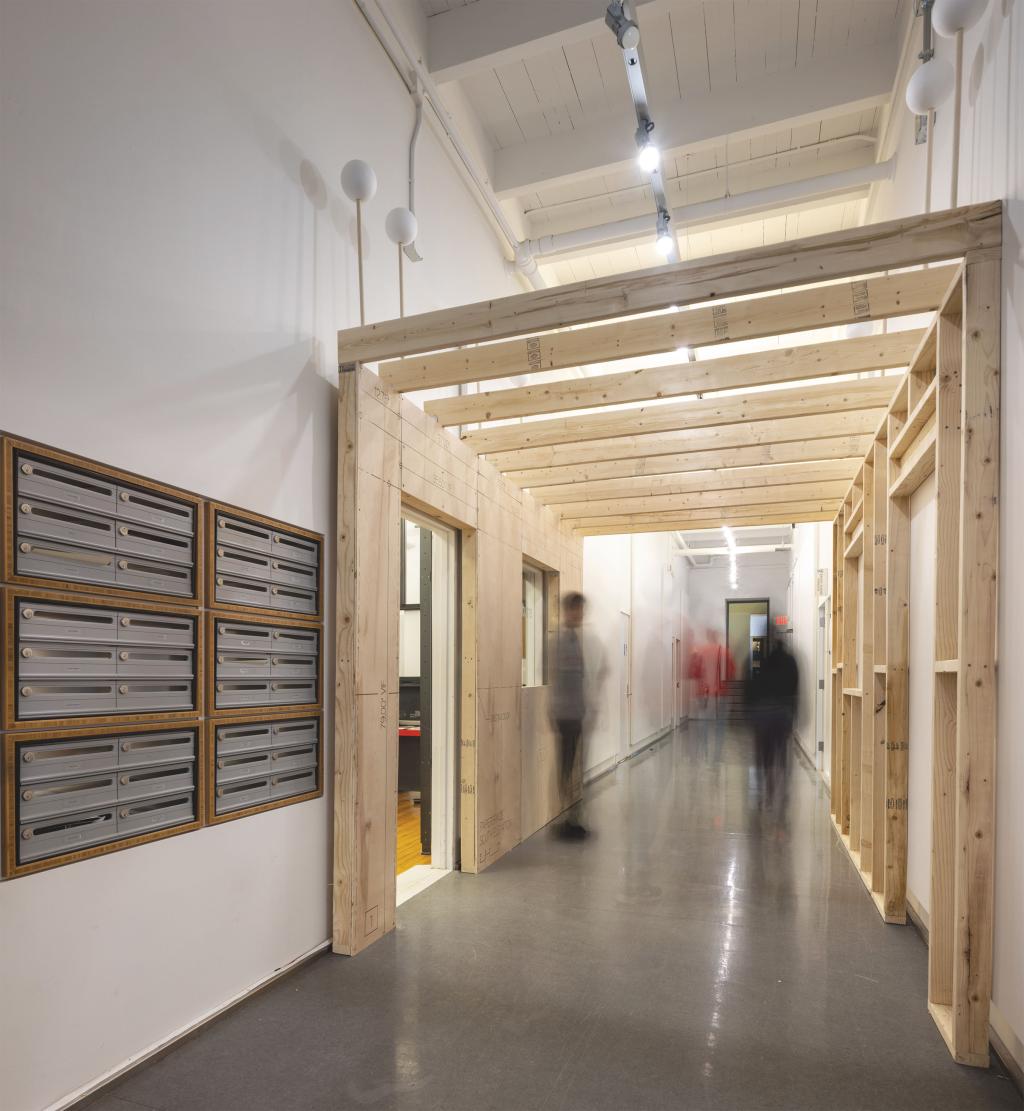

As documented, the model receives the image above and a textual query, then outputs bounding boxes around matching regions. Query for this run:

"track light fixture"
[636,122,660,172]
[605,1,640,49]
[655,209,674,256]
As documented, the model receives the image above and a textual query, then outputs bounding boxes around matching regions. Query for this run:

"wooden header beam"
[489,409,886,473]
[532,458,859,505]
[572,503,838,534]
[380,268,954,394]
[338,203,999,364]
[465,377,898,455]
[508,434,871,488]
[425,330,922,427]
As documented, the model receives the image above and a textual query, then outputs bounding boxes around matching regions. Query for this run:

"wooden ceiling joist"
[381,268,953,394]
[464,376,898,455]
[337,204,998,365]
[571,503,840,534]
[425,330,923,426]
[553,480,850,522]
[488,409,886,473]
[531,458,859,506]
[507,433,872,488]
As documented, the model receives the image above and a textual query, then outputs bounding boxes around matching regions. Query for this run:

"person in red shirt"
[688,627,736,760]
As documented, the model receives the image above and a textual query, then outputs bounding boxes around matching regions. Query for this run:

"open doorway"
[396,511,458,907]
[725,598,770,680]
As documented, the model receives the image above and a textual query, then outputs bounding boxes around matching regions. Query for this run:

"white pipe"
[353,0,546,289]
[527,158,897,260]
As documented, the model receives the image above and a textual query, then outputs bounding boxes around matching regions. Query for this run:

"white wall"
[581,534,686,775]
[0,3,516,1109]
[907,476,938,917]
[790,523,832,767]
[867,2,1024,1065]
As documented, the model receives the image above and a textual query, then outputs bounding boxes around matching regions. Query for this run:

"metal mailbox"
[18,539,116,585]
[215,545,272,580]
[269,584,316,614]
[270,679,316,705]
[216,622,272,652]
[19,737,119,783]
[270,768,317,800]
[215,514,271,554]
[18,601,118,643]
[115,522,193,565]
[117,791,194,836]
[269,743,317,774]
[270,653,316,679]
[116,486,193,535]
[16,455,117,515]
[18,808,117,863]
[215,574,272,608]
[271,718,319,747]
[216,651,271,679]
[117,611,194,647]
[19,642,117,677]
[17,498,116,549]
[216,777,271,813]
[117,761,194,801]
[19,773,119,822]
[269,559,316,589]
[118,730,196,767]
[216,722,273,755]
[215,679,272,709]
[272,531,318,567]
[216,750,272,782]
[115,646,193,677]
[115,679,194,713]
[19,680,117,718]
[271,626,318,655]
[115,555,192,596]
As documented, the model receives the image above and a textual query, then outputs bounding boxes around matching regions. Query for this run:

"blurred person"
[688,627,735,761]
[550,591,605,839]
[748,636,799,812]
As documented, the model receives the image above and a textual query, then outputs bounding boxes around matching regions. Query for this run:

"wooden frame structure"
[335,203,1001,1063]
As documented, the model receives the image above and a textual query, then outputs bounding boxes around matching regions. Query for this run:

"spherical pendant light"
[385,206,418,247]
[932,0,988,37]
[340,159,378,203]
[906,55,955,114]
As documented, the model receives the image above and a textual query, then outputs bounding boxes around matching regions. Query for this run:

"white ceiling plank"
[458,70,524,148]
[493,61,549,141]
[703,0,738,90]
[560,39,607,115]
[493,42,898,195]
[670,2,711,98]
[636,10,681,106]
[796,0,819,66]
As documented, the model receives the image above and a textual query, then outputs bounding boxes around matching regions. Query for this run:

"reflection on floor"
[88,727,1022,1111]
[397,791,430,876]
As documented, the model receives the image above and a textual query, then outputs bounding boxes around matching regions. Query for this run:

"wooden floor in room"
[397,791,430,875]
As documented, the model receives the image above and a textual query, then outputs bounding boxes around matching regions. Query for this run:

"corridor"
[86,730,1020,1111]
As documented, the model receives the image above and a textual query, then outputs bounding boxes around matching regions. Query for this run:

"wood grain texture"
[426,331,922,426]
[382,268,956,394]
[884,490,909,924]
[340,203,1000,362]
[465,378,899,455]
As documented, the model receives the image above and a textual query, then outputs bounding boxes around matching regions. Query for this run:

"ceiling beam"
[463,377,897,454]
[531,459,859,506]
[427,330,921,426]
[338,204,998,364]
[506,433,872,487]
[572,504,839,535]
[488,409,885,472]
[382,267,953,394]
[554,481,850,521]
[493,44,897,196]
[426,0,665,84]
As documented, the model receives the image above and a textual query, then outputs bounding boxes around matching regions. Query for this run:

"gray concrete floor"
[86,727,1021,1110]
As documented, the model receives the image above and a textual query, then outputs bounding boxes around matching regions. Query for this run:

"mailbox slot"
[216,514,271,554]
[117,761,194,801]
[118,731,196,767]
[216,750,272,782]
[216,723,273,755]
[215,777,271,813]
[19,738,118,783]
[18,808,117,863]
[19,773,118,821]
[117,791,194,835]
[270,768,317,800]
[19,641,117,677]
[16,455,117,515]
[116,486,193,535]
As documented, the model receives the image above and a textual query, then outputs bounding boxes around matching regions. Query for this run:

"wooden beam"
[572,503,838,534]
[338,204,999,363]
[556,481,848,522]
[464,377,898,455]
[384,269,954,394]
[425,331,923,425]
[532,459,859,505]
[504,433,872,487]
[489,409,885,473]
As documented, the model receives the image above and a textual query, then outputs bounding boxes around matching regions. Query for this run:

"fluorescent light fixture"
[637,140,660,173]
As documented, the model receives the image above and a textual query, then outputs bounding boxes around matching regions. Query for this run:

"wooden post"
[860,457,875,870]
[871,436,888,897]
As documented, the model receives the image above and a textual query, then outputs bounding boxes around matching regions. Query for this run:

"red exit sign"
[775,615,789,626]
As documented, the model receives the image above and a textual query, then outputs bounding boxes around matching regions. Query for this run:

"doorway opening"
[396,510,458,907]
[725,598,770,679]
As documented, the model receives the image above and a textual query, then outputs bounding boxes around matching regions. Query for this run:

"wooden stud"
[425,331,923,426]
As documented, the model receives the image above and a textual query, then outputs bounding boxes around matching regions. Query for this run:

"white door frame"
[401,507,458,873]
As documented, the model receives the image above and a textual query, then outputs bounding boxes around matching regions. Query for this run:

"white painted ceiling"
[418,0,912,281]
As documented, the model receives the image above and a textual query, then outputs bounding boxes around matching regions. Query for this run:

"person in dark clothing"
[551,592,589,838]
[747,637,799,811]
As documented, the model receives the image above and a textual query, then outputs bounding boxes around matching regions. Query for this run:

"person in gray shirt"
[551,592,590,838]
